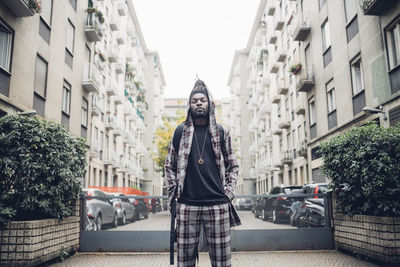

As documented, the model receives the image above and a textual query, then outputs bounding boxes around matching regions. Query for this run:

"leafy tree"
[320,123,400,216]
[153,109,186,176]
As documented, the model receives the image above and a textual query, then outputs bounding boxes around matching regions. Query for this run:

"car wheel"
[96,216,102,231]
[272,210,280,224]
[122,212,127,225]
[87,218,97,231]
[262,210,267,221]
[112,213,118,228]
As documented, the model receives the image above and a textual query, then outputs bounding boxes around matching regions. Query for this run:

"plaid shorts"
[176,202,231,267]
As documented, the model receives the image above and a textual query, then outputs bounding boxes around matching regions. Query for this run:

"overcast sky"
[133,0,261,100]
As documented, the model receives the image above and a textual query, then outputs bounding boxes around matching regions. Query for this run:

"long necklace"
[193,127,209,165]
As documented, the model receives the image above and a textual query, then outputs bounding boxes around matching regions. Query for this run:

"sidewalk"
[49,250,378,267]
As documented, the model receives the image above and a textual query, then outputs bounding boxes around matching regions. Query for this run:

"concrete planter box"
[333,212,400,264]
[0,204,80,266]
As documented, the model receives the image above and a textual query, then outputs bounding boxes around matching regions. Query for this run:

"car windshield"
[283,187,302,194]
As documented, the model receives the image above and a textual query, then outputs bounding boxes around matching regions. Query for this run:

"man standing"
[164,80,241,267]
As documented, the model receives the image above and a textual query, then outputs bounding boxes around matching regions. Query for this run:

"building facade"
[227,0,400,195]
[0,0,165,194]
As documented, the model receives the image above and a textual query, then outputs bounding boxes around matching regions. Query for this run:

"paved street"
[107,211,296,231]
[50,251,378,267]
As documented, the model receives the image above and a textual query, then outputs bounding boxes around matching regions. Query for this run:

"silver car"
[109,193,136,224]
[82,188,118,231]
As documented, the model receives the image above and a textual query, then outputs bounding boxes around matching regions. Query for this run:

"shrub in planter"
[0,115,87,226]
[320,123,400,216]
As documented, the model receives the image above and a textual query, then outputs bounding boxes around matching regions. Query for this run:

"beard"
[191,110,208,119]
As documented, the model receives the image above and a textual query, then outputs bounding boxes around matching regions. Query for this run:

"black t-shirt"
[178,125,228,206]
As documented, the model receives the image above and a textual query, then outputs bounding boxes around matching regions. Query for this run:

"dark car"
[236,198,255,211]
[259,185,303,223]
[128,196,149,220]
[82,188,118,231]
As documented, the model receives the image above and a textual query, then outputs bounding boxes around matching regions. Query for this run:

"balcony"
[291,13,311,41]
[272,95,280,104]
[274,17,285,31]
[116,33,125,45]
[1,0,36,17]
[269,63,279,74]
[106,86,117,96]
[107,46,119,63]
[118,2,127,16]
[84,11,103,42]
[113,124,123,137]
[297,140,308,157]
[113,94,124,105]
[91,95,103,117]
[82,63,101,93]
[277,80,288,95]
[278,117,291,129]
[260,102,271,115]
[272,128,282,135]
[89,140,101,159]
[261,77,270,87]
[276,50,287,63]
[104,151,117,167]
[105,115,117,131]
[361,0,397,16]
[109,15,119,31]
[273,160,283,169]
[248,118,258,132]
[296,66,315,93]
[269,35,277,44]
[281,150,293,165]
[295,103,306,115]
[114,63,124,74]
[266,1,276,16]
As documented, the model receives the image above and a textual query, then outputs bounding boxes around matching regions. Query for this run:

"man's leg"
[176,203,201,267]
[203,203,231,267]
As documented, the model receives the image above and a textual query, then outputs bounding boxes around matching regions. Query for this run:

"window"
[351,56,366,115]
[62,80,71,115]
[39,0,53,43]
[69,0,77,11]
[386,20,400,70]
[82,97,88,127]
[66,20,75,53]
[344,0,357,23]
[351,58,364,95]
[326,79,337,129]
[319,0,327,10]
[0,22,13,72]
[33,55,48,117]
[321,20,332,67]
[309,100,316,125]
[326,80,336,113]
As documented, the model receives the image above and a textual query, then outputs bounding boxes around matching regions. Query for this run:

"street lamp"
[362,106,387,120]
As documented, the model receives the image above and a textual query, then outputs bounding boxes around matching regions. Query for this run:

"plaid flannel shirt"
[164,88,241,227]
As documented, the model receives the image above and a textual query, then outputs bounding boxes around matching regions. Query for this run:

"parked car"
[127,196,149,220]
[236,198,255,211]
[82,188,118,231]
[302,183,329,199]
[108,193,136,224]
[259,185,303,223]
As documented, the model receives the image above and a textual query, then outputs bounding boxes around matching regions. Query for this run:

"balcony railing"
[260,102,271,115]
[269,63,279,74]
[89,140,101,159]
[2,0,36,17]
[295,102,306,115]
[109,14,119,31]
[272,94,281,104]
[297,140,308,157]
[281,150,293,165]
[269,35,277,44]
[118,2,127,16]
[249,143,258,155]
[278,117,291,129]
[82,63,101,93]
[107,45,119,63]
[274,15,285,31]
[91,95,103,117]
[114,63,124,74]
[361,0,394,16]
[266,0,276,16]
[277,79,288,95]
[296,65,315,93]
[105,115,117,131]
[85,11,103,42]
[291,13,311,41]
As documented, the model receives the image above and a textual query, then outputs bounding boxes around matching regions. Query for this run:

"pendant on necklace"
[198,158,204,165]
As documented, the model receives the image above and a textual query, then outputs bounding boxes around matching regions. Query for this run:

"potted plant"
[289,63,302,75]
[29,0,42,13]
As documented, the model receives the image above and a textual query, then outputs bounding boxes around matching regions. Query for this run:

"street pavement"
[50,251,378,267]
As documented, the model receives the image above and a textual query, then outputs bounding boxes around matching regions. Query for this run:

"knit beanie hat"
[190,79,209,100]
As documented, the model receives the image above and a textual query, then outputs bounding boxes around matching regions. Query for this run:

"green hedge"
[0,115,87,226]
[320,123,400,216]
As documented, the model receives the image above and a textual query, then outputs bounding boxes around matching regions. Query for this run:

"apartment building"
[0,0,165,193]
[228,0,400,194]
